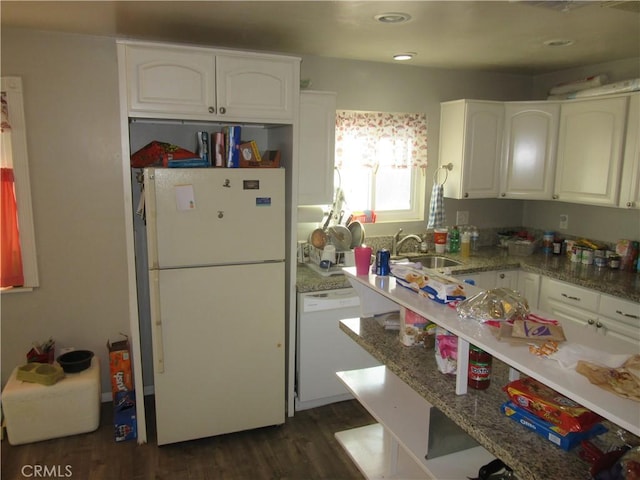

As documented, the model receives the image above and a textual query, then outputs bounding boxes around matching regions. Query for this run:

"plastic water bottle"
[470,227,479,251]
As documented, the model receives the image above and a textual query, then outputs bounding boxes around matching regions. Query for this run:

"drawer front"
[598,294,640,329]
[541,277,599,312]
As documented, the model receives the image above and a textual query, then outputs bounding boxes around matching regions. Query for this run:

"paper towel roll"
[297,206,325,223]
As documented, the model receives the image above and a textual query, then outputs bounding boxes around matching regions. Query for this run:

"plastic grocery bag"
[456,288,529,323]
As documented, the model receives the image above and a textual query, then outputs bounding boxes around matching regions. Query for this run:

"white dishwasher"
[296,288,381,411]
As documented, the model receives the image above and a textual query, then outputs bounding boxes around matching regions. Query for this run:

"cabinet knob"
[595,320,603,329]
[219,107,226,115]
[464,193,469,198]
[499,273,505,279]
[208,106,215,114]
[552,194,559,200]
[501,193,506,197]
[627,202,634,208]
[587,319,595,325]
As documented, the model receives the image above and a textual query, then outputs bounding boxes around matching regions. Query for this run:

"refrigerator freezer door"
[145,168,285,268]
[149,262,285,445]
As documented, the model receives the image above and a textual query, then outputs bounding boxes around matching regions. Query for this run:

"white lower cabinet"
[336,366,493,480]
[459,269,518,290]
[539,276,639,344]
[495,270,518,289]
[459,271,496,289]
[516,271,540,309]
[598,294,640,344]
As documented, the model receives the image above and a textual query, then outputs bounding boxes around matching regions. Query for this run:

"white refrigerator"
[144,167,286,445]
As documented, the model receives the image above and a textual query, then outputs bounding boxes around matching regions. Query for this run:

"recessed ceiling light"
[374,12,412,24]
[393,53,416,61]
[544,38,575,47]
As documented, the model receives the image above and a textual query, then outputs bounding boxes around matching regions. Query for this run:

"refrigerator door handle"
[149,269,165,373]
[154,317,165,374]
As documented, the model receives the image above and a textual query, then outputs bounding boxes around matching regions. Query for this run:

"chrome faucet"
[392,228,422,257]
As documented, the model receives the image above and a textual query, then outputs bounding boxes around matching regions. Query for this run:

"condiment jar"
[542,231,554,254]
[468,345,492,390]
[609,254,621,269]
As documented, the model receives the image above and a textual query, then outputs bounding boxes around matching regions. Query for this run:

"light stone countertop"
[297,247,640,302]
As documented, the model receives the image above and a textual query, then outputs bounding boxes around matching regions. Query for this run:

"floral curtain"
[1,91,24,287]
[334,110,428,171]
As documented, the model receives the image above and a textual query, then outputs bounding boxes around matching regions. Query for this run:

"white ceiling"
[2,1,639,75]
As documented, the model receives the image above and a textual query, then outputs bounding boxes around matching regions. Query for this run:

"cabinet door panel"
[216,55,295,122]
[597,316,640,344]
[298,92,336,205]
[495,270,518,290]
[463,104,503,198]
[501,103,559,199]
[516,271,540,309]
[439,100,503,199]
[619,94,640,208]
[555,96,627,206]
[126,46,216,116]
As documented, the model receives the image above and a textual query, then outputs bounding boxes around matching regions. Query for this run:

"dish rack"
[308,245,352,265]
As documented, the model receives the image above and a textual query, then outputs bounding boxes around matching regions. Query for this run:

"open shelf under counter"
[338,316,636,480]
[343,267,640,438]
[336,366,494,480]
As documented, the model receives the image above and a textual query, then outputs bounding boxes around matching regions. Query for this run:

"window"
[334,110,427,223]
[1,77,38,291]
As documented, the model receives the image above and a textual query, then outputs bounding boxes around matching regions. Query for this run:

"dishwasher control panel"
[302,290,360,312]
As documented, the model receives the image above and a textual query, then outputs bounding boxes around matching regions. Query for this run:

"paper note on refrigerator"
[174,184,196,211]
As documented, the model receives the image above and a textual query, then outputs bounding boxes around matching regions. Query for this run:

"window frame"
[1,76,39,291]
[335,110,427,223]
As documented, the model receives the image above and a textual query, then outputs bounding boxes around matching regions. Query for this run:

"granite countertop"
[339,316,638,480]
[297,247,640,302]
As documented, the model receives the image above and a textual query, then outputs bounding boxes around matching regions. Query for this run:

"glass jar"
[468,345,492,390]
[542,231,554,254]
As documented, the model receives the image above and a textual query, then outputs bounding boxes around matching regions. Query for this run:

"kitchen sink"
[392,255,463,269]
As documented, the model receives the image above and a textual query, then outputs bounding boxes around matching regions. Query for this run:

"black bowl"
[57,350,94,373]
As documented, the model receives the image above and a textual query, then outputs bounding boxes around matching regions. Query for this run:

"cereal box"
[501,401,606,450]
[107,336,133,394]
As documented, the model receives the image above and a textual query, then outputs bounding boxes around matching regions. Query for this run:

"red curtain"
[1,167,24,287]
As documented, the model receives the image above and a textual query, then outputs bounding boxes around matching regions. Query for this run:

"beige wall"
[1,28,130,394]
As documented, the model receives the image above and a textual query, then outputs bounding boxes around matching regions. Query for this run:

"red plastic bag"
[130,141,199,168]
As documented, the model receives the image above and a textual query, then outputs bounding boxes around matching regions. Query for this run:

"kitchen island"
[337,267,639,480]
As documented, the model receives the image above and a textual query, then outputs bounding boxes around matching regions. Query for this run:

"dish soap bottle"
[449,226,460,253]
[461,230,471,257]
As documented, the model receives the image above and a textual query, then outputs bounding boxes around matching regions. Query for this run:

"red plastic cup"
[354,246,373,275]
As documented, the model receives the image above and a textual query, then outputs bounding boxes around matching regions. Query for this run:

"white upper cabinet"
[554,96,628,206]
[439,100,503,199]
[298,91,336,205]
[619,94,640,209]
[122,42,298,123]
[500,102,559,199]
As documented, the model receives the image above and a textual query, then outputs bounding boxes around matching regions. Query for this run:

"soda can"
[376,248,391,276]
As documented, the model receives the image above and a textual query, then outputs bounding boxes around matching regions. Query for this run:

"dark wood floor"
[1,396,375,480]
